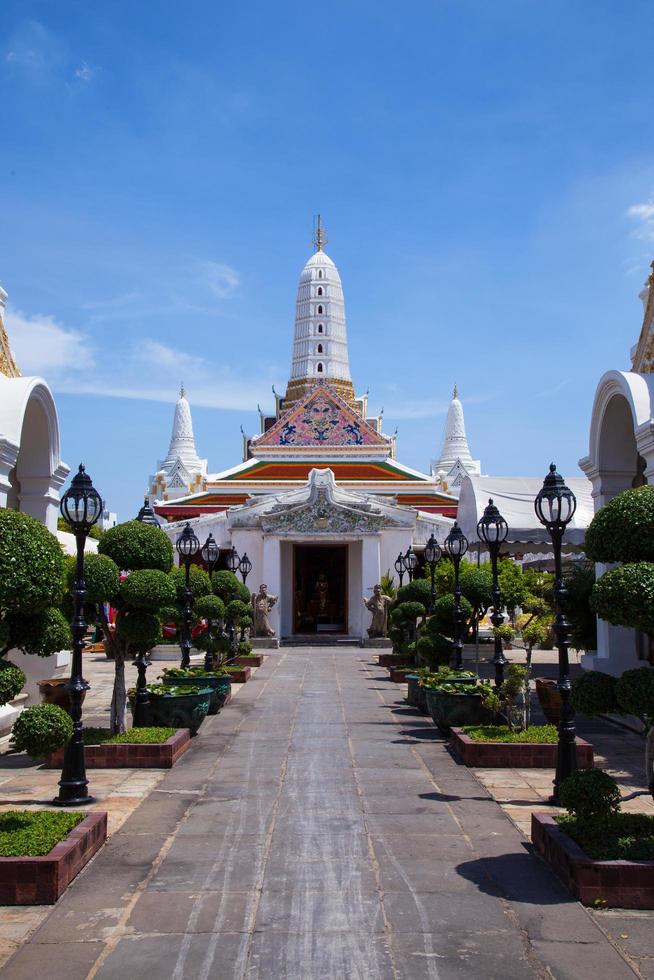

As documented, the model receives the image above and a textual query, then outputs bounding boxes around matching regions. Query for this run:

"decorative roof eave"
[632,262,654,373]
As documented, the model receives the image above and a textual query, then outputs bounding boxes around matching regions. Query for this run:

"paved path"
[3,648,641,979]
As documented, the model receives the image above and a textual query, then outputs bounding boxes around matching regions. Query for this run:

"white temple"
[431,386,482,495]
[148,384,208,503]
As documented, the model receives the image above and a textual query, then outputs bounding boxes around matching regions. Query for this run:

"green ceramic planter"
[425,688,491,734]
[130,688,212,735]
[406,675,428,714]
[161,674,231,715]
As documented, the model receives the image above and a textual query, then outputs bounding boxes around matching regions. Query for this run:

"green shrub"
[0,810,84,857]
[66,553,119,604]
[616,667,654,726]
[429,593,474,639]
[520,617,551,651]
[99,520,173,572]
[572,671,619,718]
[591,562,654,635]
[120,569,177,611]
[238,640,253,655]
[391,600,426,625]
[5,608,71,658]
[116,611,162,653]
[585,486,654,564]
[0,510,64,613]
[396,579,432,607]
[0,661,26,706]
[559,768,621,821]
[563,561,597,652]
[416,632,451,667]
[83,726,176,745]
[12,704,73,758]
[194,595,226,621]
[212,570,250,604]
[463,724,557,744]
[168,564,212,601]
[225,599,253,626]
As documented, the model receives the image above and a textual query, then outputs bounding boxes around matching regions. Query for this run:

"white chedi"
[148,384,208,502]
[431,386,482,495]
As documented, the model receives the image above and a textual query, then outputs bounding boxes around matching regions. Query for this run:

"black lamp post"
[423,533,442,614]
[135,496,161,527]
[176,523,200,668]
[477,498,509,687]
[226,546,240,575]
[405,547,418,583]
[535,463,578,803]
[444,521,469,671]
[394,552,406,587]
[239,553,252,584]
[54,464,103,806]
[201,533,220,672]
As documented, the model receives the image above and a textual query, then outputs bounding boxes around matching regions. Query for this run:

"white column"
[262,536,282,637]
[0,438,19,509]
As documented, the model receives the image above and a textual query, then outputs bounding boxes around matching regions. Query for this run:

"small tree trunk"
[646,725,654,799]
[525,646,533,728]
[109,646,127,735]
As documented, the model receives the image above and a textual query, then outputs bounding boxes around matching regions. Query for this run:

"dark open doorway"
[293,544,347,634]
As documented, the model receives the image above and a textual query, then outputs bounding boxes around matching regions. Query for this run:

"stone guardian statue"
[364,584,392,638]
[252,583,278,637]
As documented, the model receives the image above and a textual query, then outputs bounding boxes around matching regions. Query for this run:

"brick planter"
[227,666,251,683]
[389,667,414,683]
[532,812,654,908]
[378,653,409,669]
[235,654,264,667]
[450,728,594,768]
[46,728,191,769]
[0,811,107,905]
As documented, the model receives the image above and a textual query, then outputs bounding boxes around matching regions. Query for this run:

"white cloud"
[198,261,240,299]
[4,21,64,75]
[74,61,95,82]
[627,201,654,240]
[5,308,95,376]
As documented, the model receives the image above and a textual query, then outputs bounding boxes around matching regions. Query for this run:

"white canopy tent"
[457,474,594,555]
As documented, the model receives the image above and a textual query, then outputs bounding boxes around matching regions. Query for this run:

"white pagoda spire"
[148,384,208,502]
[285,217,354,406]
[431,385,481,494]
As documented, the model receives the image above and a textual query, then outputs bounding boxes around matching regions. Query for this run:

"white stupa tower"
[148,384,208,502]
[284,217,355,407]
[431,385,481,495]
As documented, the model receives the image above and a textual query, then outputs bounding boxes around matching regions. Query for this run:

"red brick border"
[389,667,414,683]
[379,654,411,668]
[228,666,251,683]
[235,655,264,667]
[0,811,107,905]
[46,729,191,769]
[450,728,594,768]
[532,812,654,908]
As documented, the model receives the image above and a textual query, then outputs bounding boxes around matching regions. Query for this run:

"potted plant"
[422,667,492,733]
[11,703,73,759]
[160,666,230,714]
[128,683,211,735]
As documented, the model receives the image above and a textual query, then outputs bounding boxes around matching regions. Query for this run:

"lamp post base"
[53,791,94,807]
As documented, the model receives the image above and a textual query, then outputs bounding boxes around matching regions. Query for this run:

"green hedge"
[585,486,654,564]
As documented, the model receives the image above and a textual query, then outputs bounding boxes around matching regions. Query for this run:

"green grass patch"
[462,724,558,744]
[83,726,176,746]
[0,810,84,857]
[556,812,654,861]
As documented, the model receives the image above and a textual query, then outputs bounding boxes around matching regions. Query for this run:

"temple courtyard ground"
[2,647,654,979]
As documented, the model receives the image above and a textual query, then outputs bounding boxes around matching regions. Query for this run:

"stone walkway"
[2,648,644,979]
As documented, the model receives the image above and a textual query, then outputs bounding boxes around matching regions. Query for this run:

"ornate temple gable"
[632,263,654,374]
[251,384,391,455]
[0,288,20,379]
[229,468,415,536]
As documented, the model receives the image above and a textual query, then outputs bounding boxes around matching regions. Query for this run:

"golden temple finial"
[313,214,327,252]
[452,383,458,399]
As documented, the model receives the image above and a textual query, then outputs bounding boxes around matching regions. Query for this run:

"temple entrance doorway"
[293,544,348,635]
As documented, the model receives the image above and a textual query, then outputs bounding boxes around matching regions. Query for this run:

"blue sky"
[2,1,654,518]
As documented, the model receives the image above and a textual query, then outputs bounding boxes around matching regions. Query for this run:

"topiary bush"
[395,579,432,607]
[585,486,654,564]
[11,703,73,759]
[0,510,64,613]
[572,671,620,718]
[615,666,654,798]
[429,593,474,640]
[168,564,212,601]
[563,561,597,652]
[66,553,120,605]
[5,608,70,658]
[120,569,177,611]
[212,570,250,605]
[99,520,173,572]
[116,611,162,653]
[416,632,451,668]
[559,768,621,822]
[195,595,226,622]
[225,599,253,626]
[0,661,26,706]
[590,562,654,635]
[391,601,426,626]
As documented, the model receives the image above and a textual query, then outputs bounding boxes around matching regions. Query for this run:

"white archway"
[0,376,68,531]
[579,370,654,674]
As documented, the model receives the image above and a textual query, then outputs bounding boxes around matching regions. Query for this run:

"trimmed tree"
[97,521,175,733]
[0,510,70,706]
